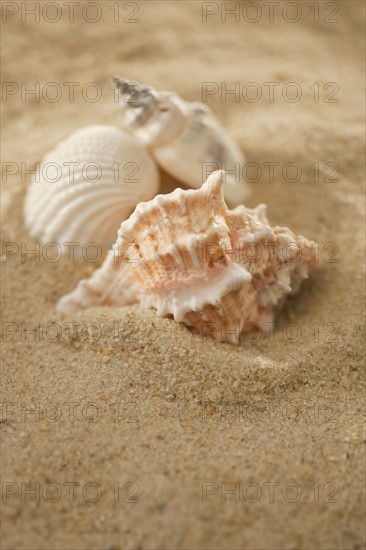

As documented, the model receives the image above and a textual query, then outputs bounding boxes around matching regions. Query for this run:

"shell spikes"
[57,170,316,345]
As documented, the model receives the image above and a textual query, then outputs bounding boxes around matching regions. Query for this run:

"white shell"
[57,171,315,344]
[24,125,159,258]
[114,77,248,206]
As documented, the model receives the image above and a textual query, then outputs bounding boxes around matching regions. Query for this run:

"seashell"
[113,77,249,207]
[57,170,316,345]
[24,125,159,258]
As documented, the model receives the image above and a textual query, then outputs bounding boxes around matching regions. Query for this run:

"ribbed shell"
[24,125,159,258]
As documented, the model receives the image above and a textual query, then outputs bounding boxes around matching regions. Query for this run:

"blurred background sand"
[1,1,365,548]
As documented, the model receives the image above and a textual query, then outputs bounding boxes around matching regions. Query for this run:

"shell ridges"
[57,170,316,344]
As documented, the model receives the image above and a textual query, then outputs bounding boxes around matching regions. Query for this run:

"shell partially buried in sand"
[57,171,316,344]
[24,125,159,258]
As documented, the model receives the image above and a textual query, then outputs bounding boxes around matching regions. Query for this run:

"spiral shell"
[113,77,248,207]
[57,171,316,344]
[24,125,159,258]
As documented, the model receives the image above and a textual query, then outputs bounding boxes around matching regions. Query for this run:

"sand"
[1,1,365,548]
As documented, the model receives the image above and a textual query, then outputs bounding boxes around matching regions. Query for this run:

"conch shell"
[57,171,316,344]
[24,125,159,258]
[113,77,248,207]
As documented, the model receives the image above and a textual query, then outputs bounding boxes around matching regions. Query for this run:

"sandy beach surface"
[1,1,365,548]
